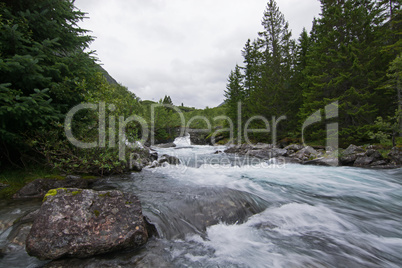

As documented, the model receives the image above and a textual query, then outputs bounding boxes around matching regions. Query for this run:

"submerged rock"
[144,187,268,240]
[43,239,171,268]
[26,188,148,260]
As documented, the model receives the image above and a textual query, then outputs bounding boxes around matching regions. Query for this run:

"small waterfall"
[173,133,191,147]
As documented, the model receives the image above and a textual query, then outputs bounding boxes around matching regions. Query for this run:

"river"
[1,136,401,267]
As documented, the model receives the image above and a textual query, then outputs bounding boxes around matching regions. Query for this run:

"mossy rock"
[43,188,83,202]
[43,188,67,202]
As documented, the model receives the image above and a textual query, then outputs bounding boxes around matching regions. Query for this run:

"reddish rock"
[26,188,148,260]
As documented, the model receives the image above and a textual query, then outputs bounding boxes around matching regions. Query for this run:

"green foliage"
[184,105,227,130]
[381,53,402,137]
[368,112,401,145]
[28,105,149,176]
[224,64,244,131]
[253,0,295,121]
[0,0,97,168]
[0,84,60,144]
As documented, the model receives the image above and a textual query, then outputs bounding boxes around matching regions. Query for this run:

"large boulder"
[26,188,148,260]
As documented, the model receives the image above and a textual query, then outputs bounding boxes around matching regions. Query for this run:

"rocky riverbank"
[224,143,402,169]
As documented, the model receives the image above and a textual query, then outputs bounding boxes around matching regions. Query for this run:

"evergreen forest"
[224,0,401,147]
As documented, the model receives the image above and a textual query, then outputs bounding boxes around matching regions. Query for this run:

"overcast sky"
[75,0,321,109]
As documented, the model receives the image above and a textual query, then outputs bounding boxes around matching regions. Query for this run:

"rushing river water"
[0,136,401,267]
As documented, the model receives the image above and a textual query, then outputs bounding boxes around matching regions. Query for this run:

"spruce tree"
[224,64,244,135]
[0,0,96,166]
[250,0,294,136]
[290,28,311,132]
[241,39,262,121]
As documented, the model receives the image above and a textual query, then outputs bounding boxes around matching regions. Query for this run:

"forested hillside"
[0,0,143,174]
[224,0,401,147]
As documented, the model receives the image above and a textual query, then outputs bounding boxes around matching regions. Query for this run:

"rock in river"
[26,188,148,260]
[13,177,97,200]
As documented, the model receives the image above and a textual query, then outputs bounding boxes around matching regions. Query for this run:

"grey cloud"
[75,0,321,108]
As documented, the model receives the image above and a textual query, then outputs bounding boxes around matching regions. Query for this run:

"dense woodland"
[0,0,148,174]
[224,0,401,147]
[0,0,401,179]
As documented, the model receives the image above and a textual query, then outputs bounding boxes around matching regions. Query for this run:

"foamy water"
[1,136,401,267]
[147,136,402,267]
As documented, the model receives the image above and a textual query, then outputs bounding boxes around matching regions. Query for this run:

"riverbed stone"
[294,146,318,161]
[284,144,304,152]
[303,157,339,166]
[13,177,97,200]
[250,148,288,159]
[26,188,148,260]
[339,144,366,166]
[343,144,365,155]
[353,156,374,167]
